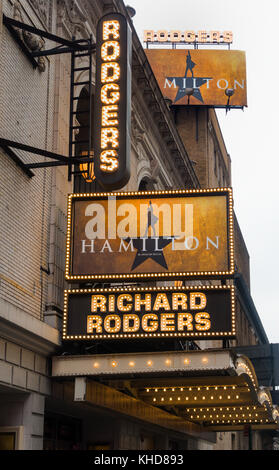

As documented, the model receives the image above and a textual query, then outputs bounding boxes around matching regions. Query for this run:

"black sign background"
[63,286,235,341]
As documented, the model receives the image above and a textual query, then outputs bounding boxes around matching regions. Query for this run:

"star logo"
[123,201,175,271]
[167,50,212,104]
[125,236,173,270]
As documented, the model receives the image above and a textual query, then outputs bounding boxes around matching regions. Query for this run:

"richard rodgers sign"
[65,188,234,281]
[63,285,236,341]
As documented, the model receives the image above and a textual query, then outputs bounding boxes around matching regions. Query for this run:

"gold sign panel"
[65,188,234,281]
[145,49,247,107]
[63,285,236,341]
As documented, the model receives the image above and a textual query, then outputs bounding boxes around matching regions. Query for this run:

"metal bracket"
[2,16,96,181]
[3,14,96,64]
[0,138,94,176]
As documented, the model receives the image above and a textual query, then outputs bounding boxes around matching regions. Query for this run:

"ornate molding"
[28,0,48,27]
[57,0,90,38]
[131,110,146,147]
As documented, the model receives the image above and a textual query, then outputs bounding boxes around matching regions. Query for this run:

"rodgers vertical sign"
[94,13,132,190]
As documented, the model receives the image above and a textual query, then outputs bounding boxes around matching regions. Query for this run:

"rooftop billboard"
[145,49,247,107]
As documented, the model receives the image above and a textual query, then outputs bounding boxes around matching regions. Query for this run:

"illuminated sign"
[65,188,234,282]
[94,13,132,189]
[144,30,233,45]
[145,49,247,107]
[63,285,236,341]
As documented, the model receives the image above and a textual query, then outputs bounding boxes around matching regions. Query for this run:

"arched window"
[138,176,156,191]
[73,85,96,193]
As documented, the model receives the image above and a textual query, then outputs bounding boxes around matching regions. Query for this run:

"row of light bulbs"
[206,419,271,425]
[151,393,241,402]
[237,361,257,387]
[90,356,211,369]
[67,187,233,198]
[186,406,259,412]
[63,331,234,339]
[65,285,234,293]
[171,402,272,425]
[145,385,240,392]
[65,271,235,281]
[187,410,274,425]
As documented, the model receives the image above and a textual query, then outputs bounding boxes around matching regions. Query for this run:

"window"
[0,432,15,450]
[0,427,23,450]
[74,85,96,193]
[138,177,156,191]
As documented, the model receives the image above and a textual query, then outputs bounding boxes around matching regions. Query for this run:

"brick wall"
[235,297,258,346]
[0,0,55,321]
[46,51,72,323]
[174,107,208,187]
[174,107,232,189]
[234,214,250,290]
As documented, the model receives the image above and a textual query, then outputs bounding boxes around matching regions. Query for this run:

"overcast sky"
[128,0,279,343]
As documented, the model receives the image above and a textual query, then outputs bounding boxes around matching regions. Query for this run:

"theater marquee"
[145,49,247,107]
[65,188,234,281]
[62,285,236,341]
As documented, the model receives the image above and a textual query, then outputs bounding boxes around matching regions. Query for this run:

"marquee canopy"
[52,350,279,432]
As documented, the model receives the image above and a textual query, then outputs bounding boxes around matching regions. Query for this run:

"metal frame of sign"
[65,187,234,282]
[62,284,236,341]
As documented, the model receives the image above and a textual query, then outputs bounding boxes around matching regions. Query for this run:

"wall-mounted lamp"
[164,96,173,108]
[79,150,95,182]
[126,5,136,17]
[225,88,235,112]
[185,87,194,105]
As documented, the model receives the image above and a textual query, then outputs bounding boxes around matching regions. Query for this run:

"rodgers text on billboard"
[63,285,236,341]
[144,30,233,45]
[145,49,247,107]
[65,188,234,281]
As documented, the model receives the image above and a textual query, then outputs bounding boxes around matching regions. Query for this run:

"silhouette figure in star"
[124,200,174,270]
[144,201,158,237]
[185,50,196,77]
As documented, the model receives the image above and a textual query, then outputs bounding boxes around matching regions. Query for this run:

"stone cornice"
[0,298,61,356]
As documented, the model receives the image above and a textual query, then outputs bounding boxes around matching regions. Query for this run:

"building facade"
[0,0,278,450]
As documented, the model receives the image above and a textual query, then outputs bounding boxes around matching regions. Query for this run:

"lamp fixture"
[225,88,235,112]
[185,87,194,105]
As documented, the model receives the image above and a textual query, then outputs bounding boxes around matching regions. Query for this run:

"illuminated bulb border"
[65,188,235,281]
[145,392,274,425]
[62,284,236,340]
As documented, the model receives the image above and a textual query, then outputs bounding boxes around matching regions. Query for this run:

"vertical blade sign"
[94,13,132,190]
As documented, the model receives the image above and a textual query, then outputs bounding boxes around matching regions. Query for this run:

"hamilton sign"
[65,188,234,281]
[145,49,247,107]
[63,285,236,341]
